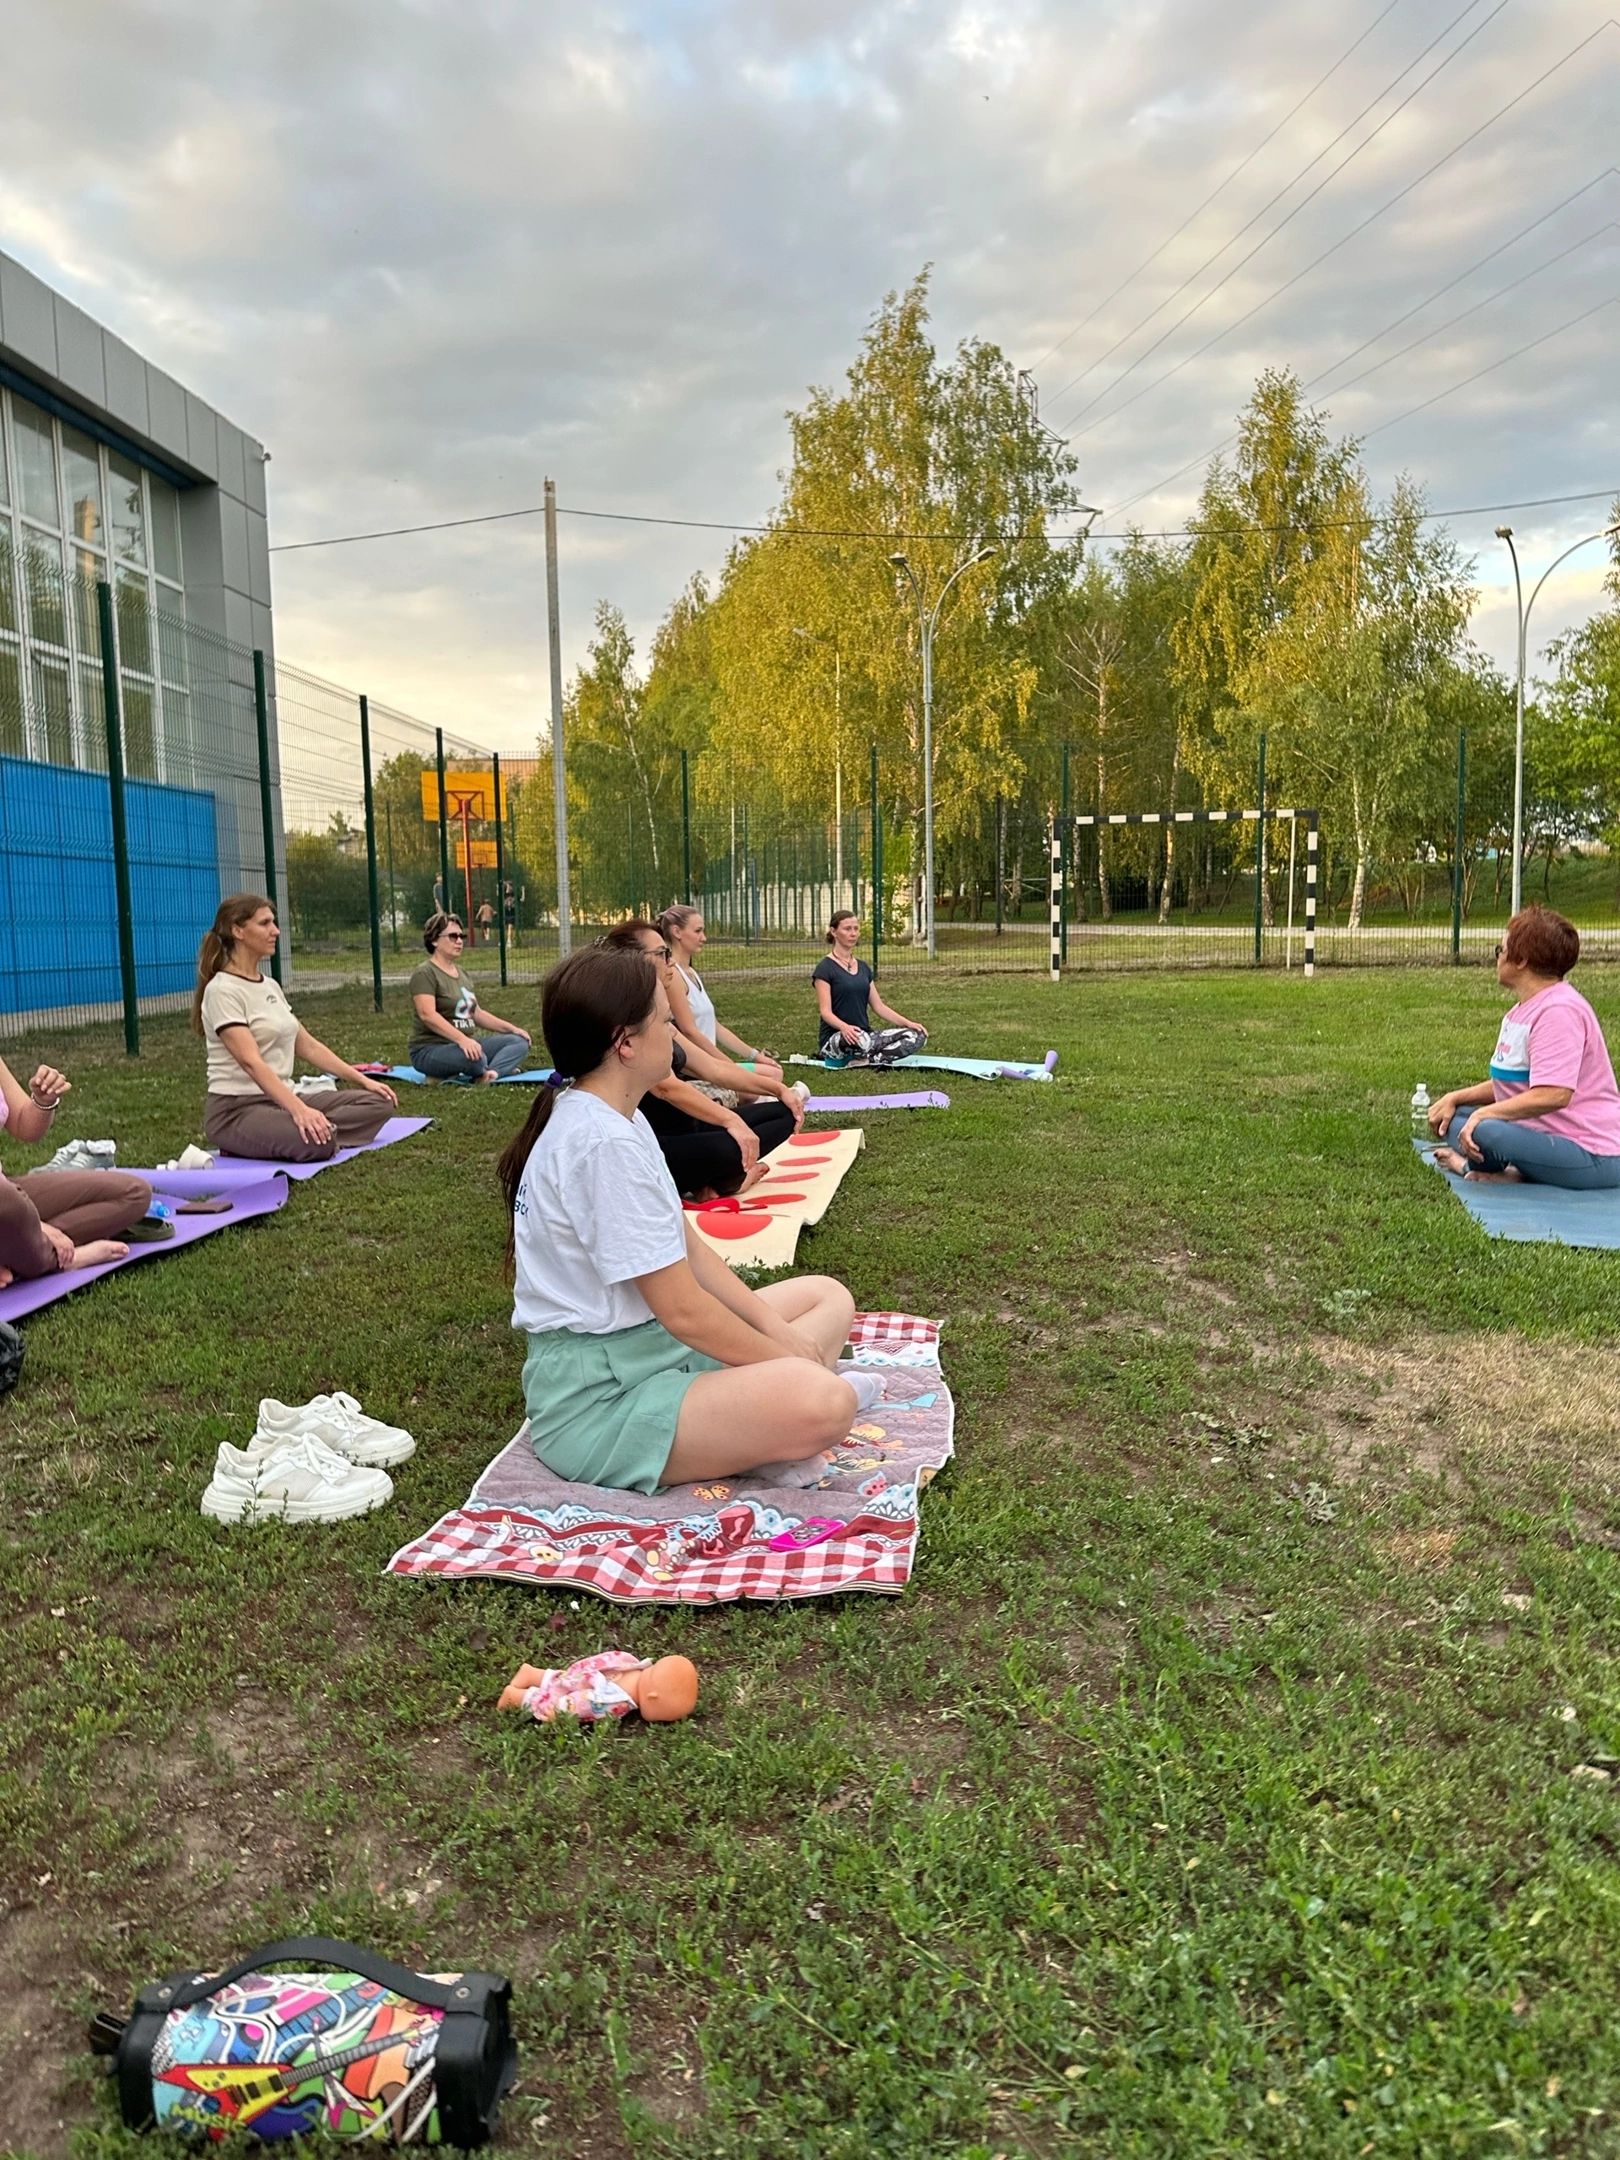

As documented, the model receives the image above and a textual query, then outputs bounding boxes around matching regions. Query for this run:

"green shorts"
[522,1320,724,1495]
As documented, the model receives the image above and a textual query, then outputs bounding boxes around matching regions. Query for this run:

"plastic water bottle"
[1410,1082,1431,1142]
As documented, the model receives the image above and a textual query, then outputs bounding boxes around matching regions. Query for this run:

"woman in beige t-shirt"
[193,894,398,1162]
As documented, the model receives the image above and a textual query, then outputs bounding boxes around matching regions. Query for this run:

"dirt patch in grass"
[1313,1329,1620,1483]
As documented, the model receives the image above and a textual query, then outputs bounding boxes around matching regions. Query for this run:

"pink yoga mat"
[0,1174,289,1323]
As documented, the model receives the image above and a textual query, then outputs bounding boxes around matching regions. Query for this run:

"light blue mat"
[1413,1138,1620,1249]
[897,1052,1056,1081]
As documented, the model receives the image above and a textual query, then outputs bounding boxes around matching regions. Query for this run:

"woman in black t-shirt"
[812,910,926,1064]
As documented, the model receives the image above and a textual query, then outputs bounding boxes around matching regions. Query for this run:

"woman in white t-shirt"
[193,894,398,1161]
[498,944,874,1494]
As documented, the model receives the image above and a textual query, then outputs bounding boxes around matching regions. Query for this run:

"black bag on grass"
[92,1934,516,2144]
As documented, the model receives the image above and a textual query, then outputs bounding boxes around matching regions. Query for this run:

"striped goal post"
[1049,807,1320,980]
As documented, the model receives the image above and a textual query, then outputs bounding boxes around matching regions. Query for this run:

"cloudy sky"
[4,0,1615,753]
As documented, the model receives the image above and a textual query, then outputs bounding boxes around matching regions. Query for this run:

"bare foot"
[0,1266,12,1289]
[1465,1166,1523,1183]
[480,1069,498,1084]
[739,1162,769,1193]
[1432,1147,1469,1174]
[69,1239,129,1269]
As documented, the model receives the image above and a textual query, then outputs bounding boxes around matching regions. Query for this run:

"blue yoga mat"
[1413,1138,1620,1249]
[383,1064,553,1086]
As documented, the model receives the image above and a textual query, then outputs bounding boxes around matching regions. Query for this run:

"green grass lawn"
[5,965,1620,2157]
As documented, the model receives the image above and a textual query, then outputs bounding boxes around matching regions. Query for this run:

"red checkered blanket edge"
[386,1313,948,1605]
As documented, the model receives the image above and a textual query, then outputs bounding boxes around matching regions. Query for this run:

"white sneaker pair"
[47,1138,116,1172]
[201,1435,394,1524]
[198,1392,415,1524]
[255,1391,416,1468]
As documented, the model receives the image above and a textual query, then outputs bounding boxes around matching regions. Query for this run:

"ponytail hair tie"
[544,1071,571,1090]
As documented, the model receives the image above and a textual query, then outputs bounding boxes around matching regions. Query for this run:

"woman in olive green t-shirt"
[408,913,534,1081]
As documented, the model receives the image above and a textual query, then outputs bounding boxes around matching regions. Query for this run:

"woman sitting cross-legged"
[195,894,399,1162]
[1428,904,1620,1188]
[658,903,782,1078]
[814,909,927,1065]
[408,911,533,1081]
[0,1055,152,1287]
[499,944,880,1494]
[600,921,806,1197]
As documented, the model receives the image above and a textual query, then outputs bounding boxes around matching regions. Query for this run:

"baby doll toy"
[498,1651,699,1725]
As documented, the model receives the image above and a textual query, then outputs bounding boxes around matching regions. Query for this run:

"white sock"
[845,1371,886,1412]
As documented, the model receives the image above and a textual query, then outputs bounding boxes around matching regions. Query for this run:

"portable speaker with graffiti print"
[92,1936,517,2144]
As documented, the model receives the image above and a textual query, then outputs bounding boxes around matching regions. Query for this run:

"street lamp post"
[887,545,995,958]
[1496,522,1620,915]
[793,627,843,897]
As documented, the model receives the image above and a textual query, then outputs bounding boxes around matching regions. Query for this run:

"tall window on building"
[0,385,188,779]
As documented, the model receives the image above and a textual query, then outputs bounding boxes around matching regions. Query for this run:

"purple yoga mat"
[805,1091,950,1111]
[0,1174,289,1323]
[134,1114,433,1196]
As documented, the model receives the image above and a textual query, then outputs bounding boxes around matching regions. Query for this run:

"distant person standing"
[503,881,519,949]
[475,898,496,946]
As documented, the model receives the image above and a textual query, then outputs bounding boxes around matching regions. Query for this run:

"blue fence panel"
[0,754,221,1017]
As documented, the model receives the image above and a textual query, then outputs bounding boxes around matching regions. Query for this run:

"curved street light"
[887,545,996,957]
[1496,522,1620,914]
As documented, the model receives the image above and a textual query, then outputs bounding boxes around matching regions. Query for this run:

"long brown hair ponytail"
[497,946,660,1255]
[192,894,273,1034]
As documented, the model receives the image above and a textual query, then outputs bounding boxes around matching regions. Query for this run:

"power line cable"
[1021,0,1410,376]
[1053,17,1615,445]
[1358,290,1619,440]
[1049,0,1519,434]
[1310,164,1617,393]
[271,483,1619,556]
[1044,0,1497,418]
[1104,176,1619,518]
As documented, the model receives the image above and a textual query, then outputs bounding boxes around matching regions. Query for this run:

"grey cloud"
[3,0,1613,744]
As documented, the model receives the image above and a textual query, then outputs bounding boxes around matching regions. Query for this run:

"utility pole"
[545,477,573,954]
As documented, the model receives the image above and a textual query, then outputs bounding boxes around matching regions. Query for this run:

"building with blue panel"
[0,246,285,1027]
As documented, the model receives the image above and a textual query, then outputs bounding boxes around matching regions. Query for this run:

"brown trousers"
[0,1170,153,1279]
[204,1088,394,1164]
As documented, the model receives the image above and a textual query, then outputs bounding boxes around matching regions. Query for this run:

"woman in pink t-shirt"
[1428,906,1620,1188]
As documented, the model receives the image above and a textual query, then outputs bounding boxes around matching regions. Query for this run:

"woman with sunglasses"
[195,894,398,1161]
[1426,905,1620,1187]
[600,923,806,1197]
[500,942,875,1494]
[407,912,534,1082]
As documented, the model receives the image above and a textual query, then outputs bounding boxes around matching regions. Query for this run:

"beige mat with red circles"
[685,1127,867,1268]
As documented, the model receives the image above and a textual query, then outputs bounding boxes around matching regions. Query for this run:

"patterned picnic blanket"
[385,1313,952,1604]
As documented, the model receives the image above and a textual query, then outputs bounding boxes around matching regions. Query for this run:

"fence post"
[1253,730,1268,966]
[680,747,692,902]
[252,648,283,984]
[97,580,140,1055]
[995,796,1005,938]
[492,751,509,987]
[1304,812,1319,980]
[1049,820,1062,983]
[386,799,399,950]
[870,745,881,976]
[1060,742,1071,965]
[358,694,383,1014]
[434,727,450,913]
[1451,729,1467,965]
[741,805,751,944]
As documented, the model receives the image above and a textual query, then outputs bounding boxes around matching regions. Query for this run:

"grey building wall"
[0,246,285,914]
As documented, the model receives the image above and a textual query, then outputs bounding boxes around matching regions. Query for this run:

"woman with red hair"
[1428,906,1620,1188]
